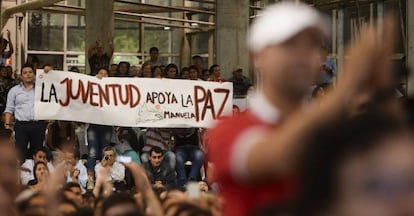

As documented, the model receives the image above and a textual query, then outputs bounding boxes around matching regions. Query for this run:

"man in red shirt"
[208,2,396,216]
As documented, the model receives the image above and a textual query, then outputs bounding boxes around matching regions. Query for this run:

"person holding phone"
[94,147,125,184]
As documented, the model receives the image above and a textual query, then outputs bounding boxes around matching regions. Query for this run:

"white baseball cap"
[248,2,330,53]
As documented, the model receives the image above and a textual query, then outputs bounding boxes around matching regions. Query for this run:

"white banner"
[34,70,233,128]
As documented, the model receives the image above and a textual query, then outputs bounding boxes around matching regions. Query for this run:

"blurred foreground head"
[299,111,414,216]
[0,128,18,197]
[0,127,19,215]
[249,2,330,100]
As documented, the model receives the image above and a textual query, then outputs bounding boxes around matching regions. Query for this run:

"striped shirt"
[143,128,172,152]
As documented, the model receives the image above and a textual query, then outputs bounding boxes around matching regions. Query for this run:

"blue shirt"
[318,58,337,84]
[4,83,35,121]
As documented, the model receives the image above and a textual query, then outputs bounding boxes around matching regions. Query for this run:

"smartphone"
[117,155,132,163]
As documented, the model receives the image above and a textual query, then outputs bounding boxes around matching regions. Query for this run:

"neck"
[262,85,303,117]
[23,82,33,89]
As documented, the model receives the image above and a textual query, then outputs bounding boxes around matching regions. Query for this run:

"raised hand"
[337,15,396,105]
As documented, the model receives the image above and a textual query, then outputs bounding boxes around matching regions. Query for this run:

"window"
[28,12,64,51]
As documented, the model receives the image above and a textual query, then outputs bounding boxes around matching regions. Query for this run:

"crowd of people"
[86,39,253,97]
[0,1,411,216]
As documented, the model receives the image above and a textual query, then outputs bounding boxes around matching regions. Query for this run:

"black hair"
[69,66,80,72]
[83,191,95,199]
[149,47,159,53]
[42,64,52,69]
[149,146,163,156]
[188,65,199,74]
[102,193,142,216]
[116,61,131,76]
[21,63,34,74]
[165,63,178,78]
[192,55,202,60]
[33,147,48,157]
[180,67,189,78]
[58,196,78,214]
[96,67,109,73]
[151,66,161,76]
[296,111,406,216]
[102,146,116,158]
[209,64,219,74]
[32,161,48,182]
[181,67,189,73]
[63,182,81,192]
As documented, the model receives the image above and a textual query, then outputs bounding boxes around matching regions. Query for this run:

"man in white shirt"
[64,151,87,191]
[20,147,54,185]
[95,147,125,183]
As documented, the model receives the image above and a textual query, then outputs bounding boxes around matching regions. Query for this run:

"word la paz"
[40,78,141,108]
[194,85,230,122]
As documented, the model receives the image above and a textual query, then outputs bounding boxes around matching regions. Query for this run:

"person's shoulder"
[8,83,21,91]
[21,159,34,167]
[208,111,262,146]
[211,111,258,133]
[114,161,125,168]
[142,161,150,169]
[94,162,102,170]
[76,160,86,168]
[244,76,252,83]
[218,77,227,82]
[162,162,174,172]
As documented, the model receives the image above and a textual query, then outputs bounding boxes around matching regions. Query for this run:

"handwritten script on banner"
[34,70,233,128]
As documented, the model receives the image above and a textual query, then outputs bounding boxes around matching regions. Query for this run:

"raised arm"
[123,162,164,216]
[87,42,97,59]
[107,33,114,59]
[6,30,13,57]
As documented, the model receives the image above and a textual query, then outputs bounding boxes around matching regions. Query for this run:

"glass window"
[113,55,141,65]
[144,25,170,53]
[114,21,140,53]
[66,0,85,7]
[28,13,64,51]
[191,32,209,55]
[28,54,64,70]
[67,15,85,51]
